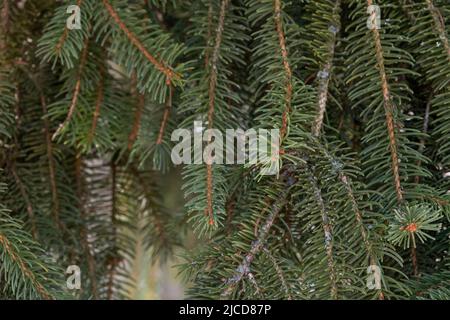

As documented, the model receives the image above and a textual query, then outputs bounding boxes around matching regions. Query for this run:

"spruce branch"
[10,164,38,239]
[205,0,230,226]
[102,0,180,83]
[52,36,90,140]
[221,181,291,299]
[156,84,173,145]
[55,0,84,54]
[367,0,404,204]
[274,0,292,141]
[312,0,341,137]
[306,164,338,299]
[127,73,145,151]
[87,71,105,147]
[426,0,450,59]
[263,247,292,300]
[0,233,51,299]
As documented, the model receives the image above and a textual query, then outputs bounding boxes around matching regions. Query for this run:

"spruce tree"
[0,0,449,300]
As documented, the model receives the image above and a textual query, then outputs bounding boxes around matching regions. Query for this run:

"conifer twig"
[367,0,416,276]
[274,0,292,140]
[367,0,404,204]
[11,165,37,239]
[312,0,340,137]
[306,165,338,299]
[52,36,90,140]
[128,73,145,151]
[102,0,180,83]
[55,0,84,54]
[426,0,450,59]
[263,247,292,300]
[221,187,289,299]
[156,84,173,145]
[205,0,230,226]
[0,234,51,299]
[87,74,105,147]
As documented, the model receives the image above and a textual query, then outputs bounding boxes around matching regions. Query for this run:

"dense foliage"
[0,0,449,300]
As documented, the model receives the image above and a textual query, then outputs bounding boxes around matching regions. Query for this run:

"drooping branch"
[338,172,384,300]
[263,247,292,300]
[312,0,341,137]
[52,36,90,140]
[426,0,450,59]
[40,93,64,232]
[367,0,403,203]
[87,75,105,147]
[156,84,173,145]
[221,189,289,299]
[102,0,180,83]
[274,0,292,141]
[127,73,144,151]
[306,165,338,299]
[367,0,416,275]
[55,0,84,54]
[0,233,51,299]
[415,95,433,184]
[11,165,37,239]
[205,0,230,226]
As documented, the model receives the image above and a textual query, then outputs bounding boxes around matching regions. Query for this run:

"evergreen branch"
[52,36,90,141]
[101,0,180,83]
[204,0,214,68]
[274,0,292,140]
[221,188,289,299]
[338,172,385,299]
[415,95,433,184]
[87,72,105,147]
[55,0,84,54]
[263,247,292,300]
[367,0,404,204]
[426,0,450,59]
[312,0,340,137]
[10,164,38,239]
[156,84,172,145]
[0,233,51,299]
[128,73,144,151]
[205,0,230,226]
[306,165,338,299]
[40,93,64,233]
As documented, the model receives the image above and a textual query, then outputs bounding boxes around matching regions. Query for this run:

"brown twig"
[0,234,51,299]
[87,75,105,147]
[312,0,341,137]
[306,165,338,299]
[156,85,173,145]
[221,189,289,299]
[274,0,292,141]
[367,0,404,204]
[367,0,415,276]
[55,0,84,54]
[52,36,90,140]
[102,0,179,83]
